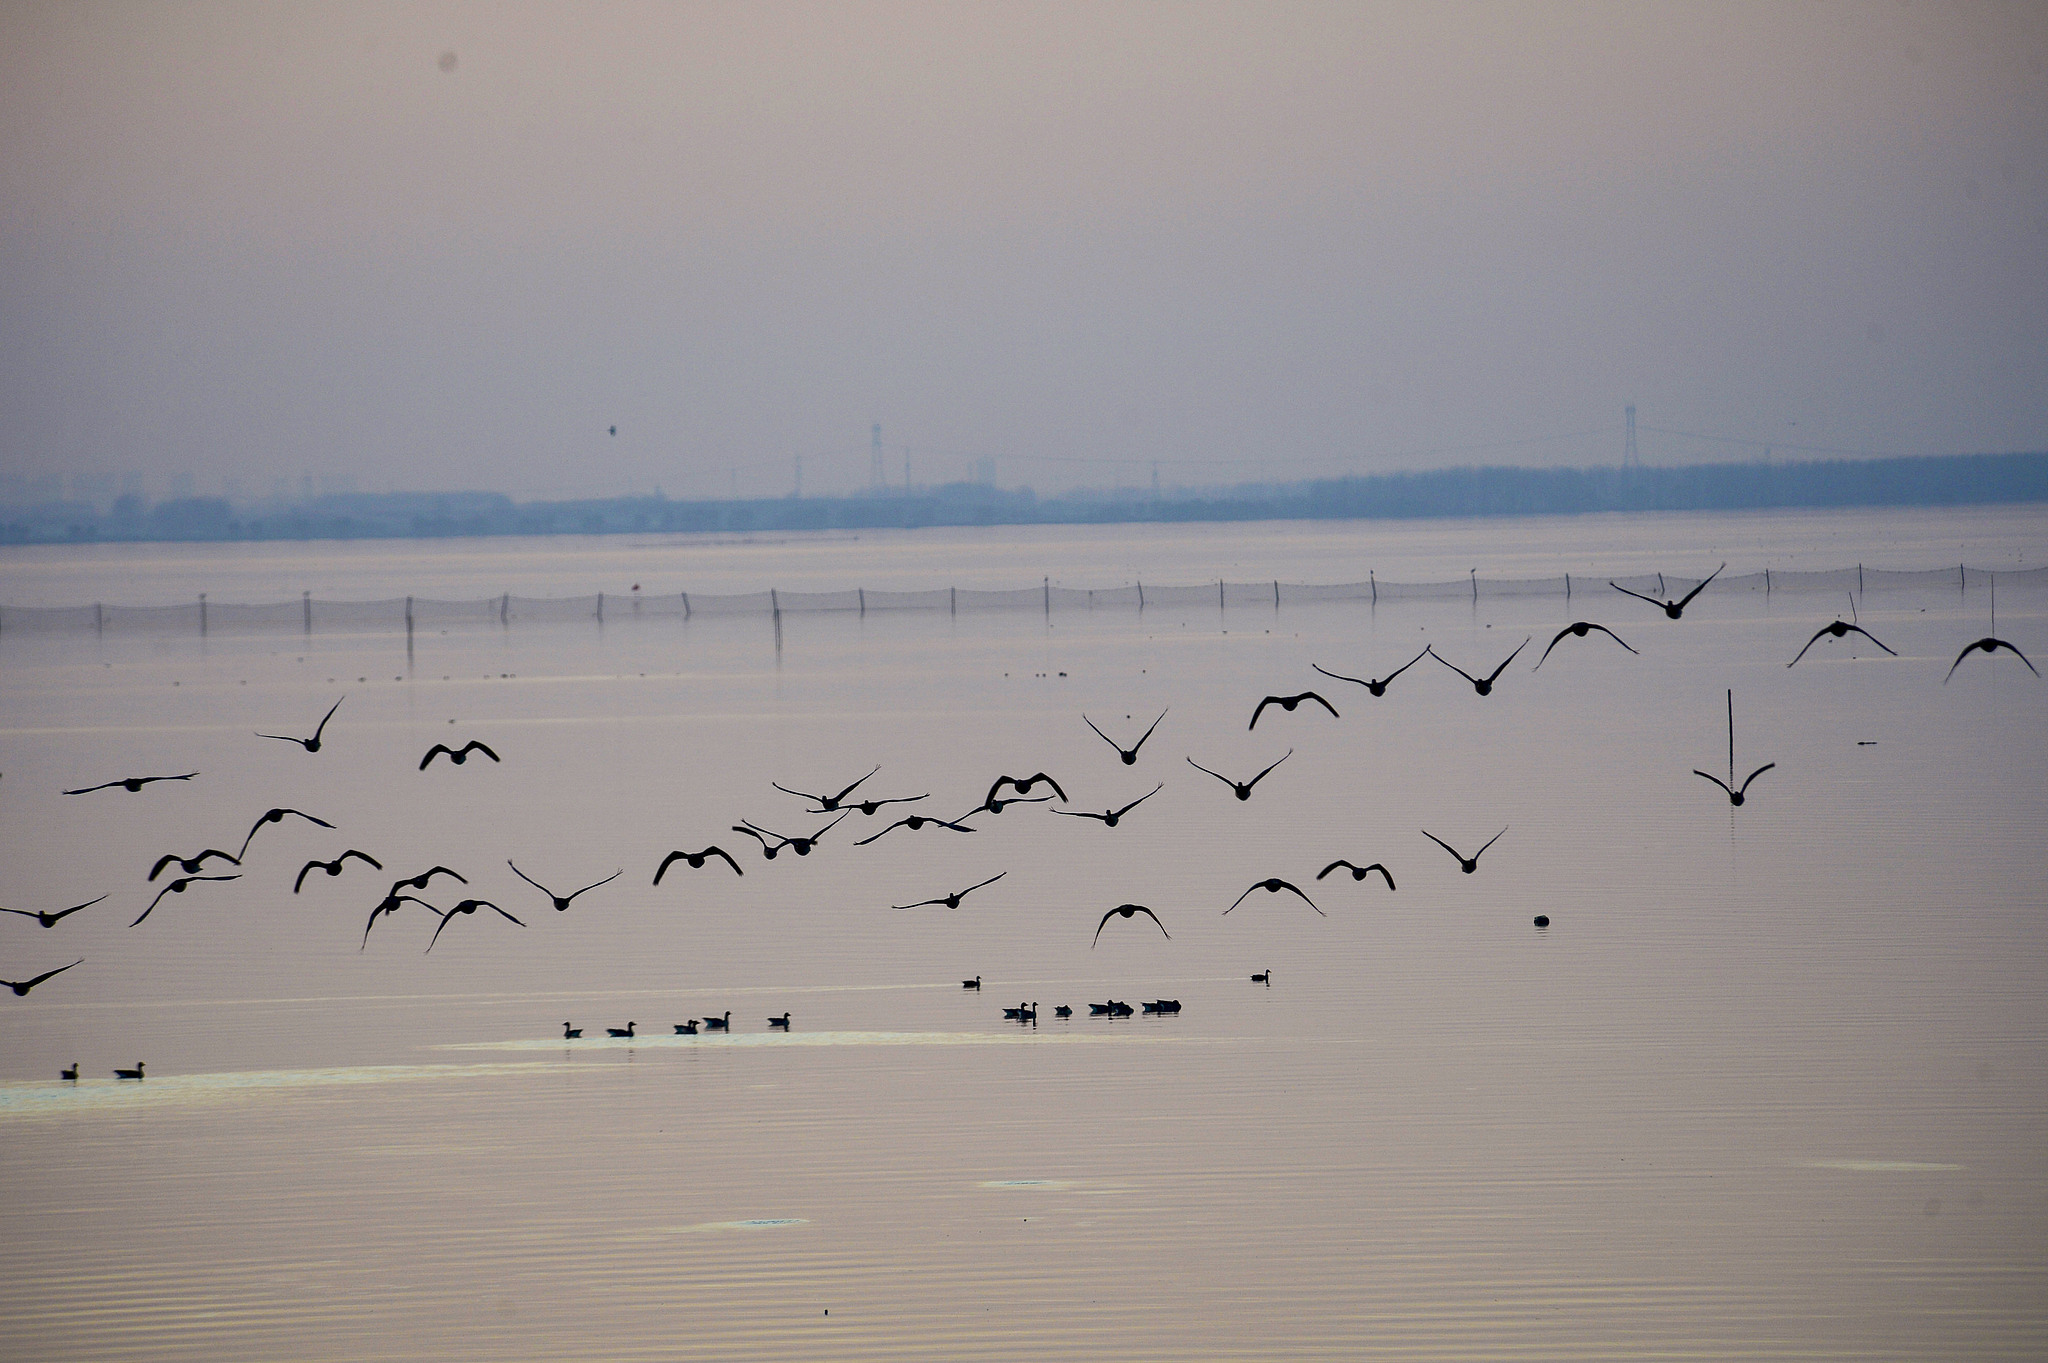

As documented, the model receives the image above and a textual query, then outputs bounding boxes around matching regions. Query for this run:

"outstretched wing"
[1081,714,1120,753]
[1383,648,1431,683]
[1692,770,1735,797]
[1247,749,1293,786]
[1535,627,1575,670]
[62,780,123,795]
[1589,624,1638,654]
[293,860,324,894]
[1303,691,1340,718]
[148,854,181,881]
[1787,625,1835,668]
[1113,784,1164,817]
[310,696,345,742]
[1276,881,1324,915]
[1420,830,1463,863]
[1608,581,1664,608]
[827,765,881,804]
[341,850,381,870]
[1736,763,1776,796]
[1473,828,1507,859]
[1311,663,1369,687]
[419,745,452,770]
[1483,640,1529,684]
[1184,756,1231,786]
[1844,625,1897,657]
[1134,906,1170,938]
[1431,651,1479,685]
[1674,564,1726,610]
[131,883,176,926]
[463,741,500,762]
[1223,884,1259,914]
[1991,638,2041,676]
[507,861,553,896]
[1133,709,1168,752]
[1248,696,1277,731]
[1316,860,1353,880]
[21,959,84,990]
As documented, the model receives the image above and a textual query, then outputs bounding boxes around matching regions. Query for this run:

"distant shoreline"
[6,450,2043,547]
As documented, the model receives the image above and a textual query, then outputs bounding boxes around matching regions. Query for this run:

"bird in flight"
[733,811,849,858]
[362,893,437,948]
[257,696,344,753]
[1317,860,1395,889]
[1610,564,1724,619]
[853,813,977,846]
[0,896,106,928]
[1944,636,2039,682]
[1093,903,1171,946]
[985,773,1068,807]
[1052,784,1162,828]
[425,899,525,952]
[1083,709,1168,765]
[237,808,335,860]
[772,766,879,812]
[3,960,83,996]
[63,772,198,795]
[132,874,240,925]
[420,740,499,770]
[654,846,743,882]
[1249,691,1339,730]
[1224,878,1322,916]
[1788,620,1896,668]
[148,849,241,881]
[894,872,1006,910]
[1186,750,1290,801]
[1432,640,1529,696]
[508,862,620,911]
[1312,648,1430,697]
[293,851,383,893]
[1421,829,1506,874]
[1535,623,1638,669]
[387,867,468,894]
[1694,688,1775,806]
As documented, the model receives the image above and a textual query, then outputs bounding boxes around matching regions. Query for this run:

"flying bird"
[237,808,336,860]
[733,811,849,857]
[148,848,241,881]
[132,874,240,925]
[2,959,83,996]
[1431,639,1529,696]
[1312,648,1430,697]
[508,861,620,911]
[362,893,437,948]
[257,695,344,752]
[1224,878,1322,916]
[1944,636,2039,682]
[1317,860,1395,889]
[387,867,468,893]
[1052,783,1162,827]
[654,846,743,882]
[63,772,198,795]
[1787,620,1897,667]
[1535,623,1638,669]
[1248,691,1338,730]
[1186,750,1291,801]
[425,899,525,952]
[1421,829,1506,874]
[986,773,1068,806]
[854,813,977,846]
[1694,689,1775,806]
[0,896,106,928]
[420,740,499,770]
[1083,709,1168,765]
[960,792,1053,818]
[1610,564,1725,619]
[293,851,383,893]
[772,766,879,811]
[1092,903,1171,946]
[894,872,1007,910]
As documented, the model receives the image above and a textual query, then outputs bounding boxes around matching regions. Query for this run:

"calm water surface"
[1,513,2044,1359]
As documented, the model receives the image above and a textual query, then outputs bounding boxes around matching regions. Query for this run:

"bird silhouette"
[61,1062,78,1081]
[702,1011,731,1031]
[1092,903,1171,946]
[813,793,927,816]
[1694,689,1775,806]
[131,874,240,925]
[1084,709,1168,765]
[1052,784,1162,827]
[237,808,335,860]
[1432,640,1529,696]
[292,851,383,893]
[113,1061,145,1080]
[1788,621,1897,667]
[1312,648,1430,696]
[1224,878,1323,916]
[425,899,525,952]
[1421,829,1505,874]
[419,740,499,770]
[507,861,620,911]
[388,867,468,894]
[962,976,981,990]
[1317,860,1395,889]
[734,811,849,857]
[1944,637,2039,682]
[1250,970,1271,985]
[563,1022,582,1039]
[63,772,198,795]
[772,766,879,811]
[1610,564,1724,619]
[1186,750,1290,801]
[148,848,241,881]
[986,773,1068,806]
[853,813,977,846]
[1535,623,1638,669]
[362,893,436,948]
[2,959,83,995]
[1248,691,1338,730]
[768,1013,791,1028]
[673,1020,698,1034]
[654,846,743,882]
[894,872,1007,910]
[959,792,1053,819]
[256,696,344,752]
[1053,1004,1073,1018]
[0,895,106,928]
[607,1021,637,1038]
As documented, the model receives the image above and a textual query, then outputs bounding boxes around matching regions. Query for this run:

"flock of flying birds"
[7,566,2038,1079]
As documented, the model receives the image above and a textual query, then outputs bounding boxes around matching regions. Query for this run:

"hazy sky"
[3,1,2044,501]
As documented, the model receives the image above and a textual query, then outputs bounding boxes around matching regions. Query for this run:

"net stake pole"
[199,593,207,637]
[303,590,311,635]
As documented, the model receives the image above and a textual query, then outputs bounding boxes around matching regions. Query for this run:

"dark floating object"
[1609,563,1724,619]
[257,695,345,752]
[1535,623,1638,669]
[1186,749,1291,801]
[114,1061,146,1080]
[607,1021,637,1038]
[768,1013,791,1029]
[895,871,1006,910]
[654,846,743,882]
[1224,878,1323,917]
[962,976,981,990]
[293,851,383,893]
[132,874,240,925]
[702,1011,732,1031]
[60,1062,78,1081]
[1142,999,1181,1014]
[1533,914,1551,928]
[563,1022,582,1039]
[1092,903,1170,946]
[674,1020,698,1034]
[1248,691,1338,731]
[1421,828,1506,874]
[1317,860,1394,890]
[508,861,620,911]
[1945,637,2039,682]
[149,849,241,881]
[1052,784,1161,827]
[0,895,106,928]
[63,772,198,796]
[1053,1004,1073,1018]
[420,740,499,770]
[2,959,83,996]
[238,808,336,860]
[1083,709,1167,765]
[1693,690,1775,806]
[1432,639,1529,696]
[1089,999,1135,1017]
[772,765,878,812]
[1788,620,1896,667]
[425,899,526,952]
[854,813,977,846]
[1312,648,1430,697]
[1251,970,1271,985]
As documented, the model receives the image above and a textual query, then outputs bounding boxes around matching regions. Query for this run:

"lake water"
[2,507,2045,1359]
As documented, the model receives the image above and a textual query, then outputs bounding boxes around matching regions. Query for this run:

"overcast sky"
[3,0,2044,502]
